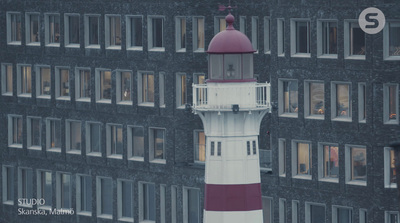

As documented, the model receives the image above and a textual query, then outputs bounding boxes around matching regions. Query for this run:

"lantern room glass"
[209,53,254,80]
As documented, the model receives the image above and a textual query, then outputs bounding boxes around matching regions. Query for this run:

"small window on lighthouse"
[217,142,222,156]
[224,54,241,80]
[242,54,254,79]
[210,142,215,156]
[247,141,251,155]
[252,141,257,155]
[210,55,223,80]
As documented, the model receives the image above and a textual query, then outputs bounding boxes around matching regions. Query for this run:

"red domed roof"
[207,14,255,54]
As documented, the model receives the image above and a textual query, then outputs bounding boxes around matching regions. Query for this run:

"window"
[318,21,338,57]
[149,128,166,163]
[85,15,100,48]
[57,172,71,209]
[97,177,112,218]
[139,182,156,222]
[18,168,33,206]
[305,81,324,118]
[160,185,166,223]
[66,120,81,153]
[279,80,298,117]
[252,16,259,52]
[7,12,22,44]
[176,73,187,108]
[360,209,367,223]
[240,16,246,34]
[333,206,352,223]
[8,115,23,147]
[37,170,52,209]
[176,17,186,52]
[293,141,312,179]
[260,148,272,170]
[306,203,325,223]
[384,84,399,124]
[55,67,70,99]
[17,65,32,96]
[331,82,351,121]
[171,186,178,223]
[1,64,13,95]
[45,14,60,46]
[148,16,164,51]
[65,14,80,47]
[386,211,399,223]
[138,72,154,105]
[159,72,166,107]
[86,122,101,155]
[279,199,287,223]
[214,16,226,34]
[117,71,132,104]
[183,187,200,223]
[118,180,133,221]
[319,144,339,182]
[128,126,144,160]
[292,201,300,223]
[346,145,367,185]
[105,15,121,49]
[217,142,222,156]
[25,13,40,45]
[385,147,397,188]
[193,17,205,52]
[76,68,91,101]
[2,166,14,204]
[107,124,123,158]
[291,20,310,56]
[126,16,143,50]
[77,175,92,215]
[345,21,365,59]
[279,139,286,176]
[36,66,51,98]
[96,69,112,103]
[27,117,41,149]
[264,17,271,53]
[384,22,400,60]
[194,130,205,163]
[47,119,61,151]
[262,197,273,223]
[358,83,366,122]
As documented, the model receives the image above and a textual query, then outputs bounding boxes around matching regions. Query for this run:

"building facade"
[0,0,399,222]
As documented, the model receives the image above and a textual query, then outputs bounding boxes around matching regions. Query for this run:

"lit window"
[37,170,52,209]
[193,17,205,52]
[55,67,70,99]
[346,146,367,185]
[183,187,200,223]
[77,175,92,215]
[291,20,310,56]
[27,117,41,149]
[96,69,111,103]
[386,211,399,223]
[148,16,164,51]
[128,126,144,160]
[76,68,91,101]
[159,72,166,107]
[384,84,399,124]
[149,128,165,163]
[264,17,271,53]
[385,147,397,188]
[138,72,154,105]
[306,203,325,223]
[176,73,187,108]
[279,139,286,176]
[107,124,123,158]
[194,130,205,163]
[305,82,324,118]
[279,80,298,116]
[2,166,14,205]
[214,16,226,34]
[279,199,287,223]
[1,64,13,96]
[18,168,33,207]
[127,16,143,50]
[240,16,246,34]
[47,119,61,151]
[105,15,121,49]
[66,120,81,153]
[319,144,339,181]
[118,180,133,221]
[176,17,186,52]
[260,148,272,170]
[8,115,23,147]
[86,122,101,155]
[97,177,113,218]
[384,22,400,60]
[277,19,285,56]
[57,172,71,209]
[139,182,156,222]
[7,12,22,44]
[85,15,100,48]
[331,82,351,121]
[252,16,259,52]
[17,65,32,96]
[345,21,365,59]
[117,71,132,104]
[65,14,80,47]
[318,21,337,57]
[36,66,51,98]
[45,14,60,46]
[358,83,366,122]
[26,13,40,45]
[262,197,273,223]
[293,141,312,178]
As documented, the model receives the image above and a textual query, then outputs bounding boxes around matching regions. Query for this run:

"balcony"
[192,82,271,112]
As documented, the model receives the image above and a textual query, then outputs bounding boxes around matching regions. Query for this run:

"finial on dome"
[225,13,235,30]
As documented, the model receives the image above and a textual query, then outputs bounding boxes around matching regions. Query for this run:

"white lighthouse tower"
[192,9,271,223]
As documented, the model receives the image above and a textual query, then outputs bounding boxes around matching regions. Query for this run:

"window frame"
[148,16,165,51]
[105,14,122,50]
[175,16,187,52]
[117,179,134,222]
[194,129,206,163]
[214,16,226,35]
[37,169,52,210]
[7,12,22,45]
[35,65,51,99]
[1,63,13,96]
[318,143,339,183]
[46,118,62,152]
[2,165,15,205]
[116,70,133,105]
[279,198,287,223]
[75,67,91,102]
[345,145,367,186]
[252,16,259,53]
[383,83,399,124]
[106,123,123,159]
[149,127,166,164]
[317,20,338,59]
[55,66,71,100]
[44,13,61,47]
[64,13,80,48]
[25,12,41,46]
[95,69,112,103]
[126,15,143,51]
[137,71,155,106]
[278,138,286,177]
[358,83,367,123]
[277,18,285,56]
[85,121,102,156]
[331,82,352,122]
[17,64,32,97]
[290,19,311,57]
[176,73,187,108]
[384,147,397,188]
[292,140,312,180]
[138,182,156,222]
[8,114,23,148]
[127,125,145,161]
[84,14,100,49]
[305,202,326,223]
[96,177,113,219]
[262,196,273,223]
[183,187,201,223]
[264,17,271,54]
[332,206,353,223]
[383,21,400,60]
[56,172,72,210]
[344,20,366,60]
[193,16,205,52]
[159,72,166,108]
[18,167,33,207]
[27,116,42,150]
[278,79,299,118]
[66,119,82,154]
[76,174,92,216]
[304,80,325,119]
[385,211,400,223]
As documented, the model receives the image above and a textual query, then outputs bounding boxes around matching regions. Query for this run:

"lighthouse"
[192,9,271,223]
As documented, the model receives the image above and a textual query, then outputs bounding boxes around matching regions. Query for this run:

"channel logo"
[358,7,386,34]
